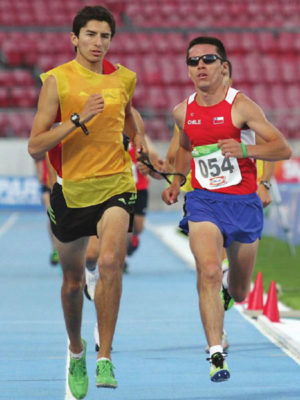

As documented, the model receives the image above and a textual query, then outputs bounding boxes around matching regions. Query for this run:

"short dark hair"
[72,6,116,38]
[187,36,227,60]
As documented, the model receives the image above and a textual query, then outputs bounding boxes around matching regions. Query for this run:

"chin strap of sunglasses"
[137,151,187,187]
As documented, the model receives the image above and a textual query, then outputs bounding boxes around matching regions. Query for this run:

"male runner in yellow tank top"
[28,6,146,398]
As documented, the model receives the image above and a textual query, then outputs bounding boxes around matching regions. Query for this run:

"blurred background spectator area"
[0,0,300,141]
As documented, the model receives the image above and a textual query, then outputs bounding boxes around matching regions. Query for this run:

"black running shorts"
[48,183,136,243]
[134,189,148,216]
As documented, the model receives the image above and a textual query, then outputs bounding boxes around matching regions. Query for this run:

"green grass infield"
[255,236,300,310]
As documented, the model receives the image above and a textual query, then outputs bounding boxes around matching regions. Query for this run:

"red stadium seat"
[270,84,288,110]
[140,56,162,85]
[0,71,15,87]
[13,69,35,86]
[166,87,185,110]
[240,32,258,53]
[0,113,9,137]
[229,55,247,85]
[160,62,178,86]
[6,113,27,137]
[222,32,244,55]
[0,88,9,107]
[244,54,264,84]
[261,55,280,84]
[10,87,39,108]
[286,85,300,108]
[2,42,23,66]
[280,56,298,84]
[257,32,277,54]
[167,33,186,54]
[147,86,169,110]
[277,32,297,54]
[143,117,169,141]
[251,84,273,111]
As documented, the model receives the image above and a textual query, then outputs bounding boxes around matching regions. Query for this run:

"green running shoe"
[208,352,230,382]
[96,359,118,388]
[220,285,235,311]
[68,339,89,399]
[50,249,59,266]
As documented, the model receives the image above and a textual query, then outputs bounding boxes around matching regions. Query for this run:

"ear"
[222,61,229,76]
[70,32,78,48]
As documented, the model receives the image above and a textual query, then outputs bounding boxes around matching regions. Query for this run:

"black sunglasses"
[186,54,225,66]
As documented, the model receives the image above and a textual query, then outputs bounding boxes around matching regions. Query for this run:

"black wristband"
[70,113,89,135]
[259,180,272,190]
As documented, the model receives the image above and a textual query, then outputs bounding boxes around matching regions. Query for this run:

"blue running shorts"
[179,189,263,247]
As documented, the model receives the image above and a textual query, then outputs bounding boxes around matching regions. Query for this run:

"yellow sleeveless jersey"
[256,160,263,181]
[41,60,136,207]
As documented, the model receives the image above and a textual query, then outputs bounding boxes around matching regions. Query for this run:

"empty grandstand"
[0,0,299,140]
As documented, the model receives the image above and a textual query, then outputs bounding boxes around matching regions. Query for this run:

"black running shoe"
[220,285,235,311]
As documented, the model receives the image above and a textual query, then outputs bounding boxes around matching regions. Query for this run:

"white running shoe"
[93,322,113,352]
[84,268,99,301]
[94,322,100,352]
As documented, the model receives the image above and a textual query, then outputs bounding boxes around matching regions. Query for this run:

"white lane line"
[0,212,19,237]
[237,306,300,365]
[146,222,195,269]
[148,222,300,364]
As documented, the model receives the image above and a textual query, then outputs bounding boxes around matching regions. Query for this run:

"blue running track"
[1,210,300,400]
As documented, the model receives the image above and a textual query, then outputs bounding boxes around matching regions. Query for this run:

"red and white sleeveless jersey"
[184,87,257,194]
[128,143,149,190]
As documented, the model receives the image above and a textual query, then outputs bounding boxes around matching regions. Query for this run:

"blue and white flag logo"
[213,116,224,124]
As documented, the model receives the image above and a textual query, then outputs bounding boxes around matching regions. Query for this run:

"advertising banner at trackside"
[0,176,42,208]
[274,157,300,183]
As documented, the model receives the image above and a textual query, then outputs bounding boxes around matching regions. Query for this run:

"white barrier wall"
[0,138,183,210]
[0,138,36,176]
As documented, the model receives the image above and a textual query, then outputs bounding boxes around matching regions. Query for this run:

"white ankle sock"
[222,269,229,289]
[209,345,223,358]
[70,349,84,359]
[97,357,110,362]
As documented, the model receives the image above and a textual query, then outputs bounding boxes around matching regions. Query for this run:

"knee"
[199,261,222,287]
[98,252,122,281]
[229,284,249,303]
[63,274,84,295]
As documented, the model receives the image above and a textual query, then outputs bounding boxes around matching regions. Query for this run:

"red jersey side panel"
[129,143,149,190]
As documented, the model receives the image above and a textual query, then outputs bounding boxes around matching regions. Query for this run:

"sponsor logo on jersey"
[187,119,201,125]
[209,176,226,186]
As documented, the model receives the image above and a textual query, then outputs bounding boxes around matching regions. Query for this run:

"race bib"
[192,144,242,190]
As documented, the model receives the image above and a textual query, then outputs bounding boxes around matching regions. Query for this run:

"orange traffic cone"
[247,272,264,310]
[263,280,280,323]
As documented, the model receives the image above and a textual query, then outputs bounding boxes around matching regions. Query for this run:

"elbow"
[28,142,44,161]
[27,142,37,159]
[284,144,293,160]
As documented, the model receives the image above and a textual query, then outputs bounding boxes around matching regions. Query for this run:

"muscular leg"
[95,207,129,358]
[132,214,145,235]
[86,235,99,271]
[189,221,224,347]
[54,236,89,353]
[226,240,259,302]
[126,214,144,257]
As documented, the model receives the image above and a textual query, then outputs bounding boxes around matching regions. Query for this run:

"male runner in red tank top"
[162,36,291,383]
